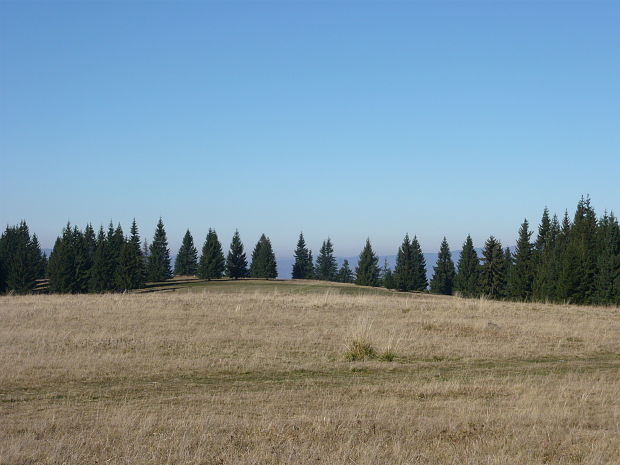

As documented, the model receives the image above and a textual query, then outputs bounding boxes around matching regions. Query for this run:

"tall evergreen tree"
[410,236,428,291]
[48,223,82,293]
[89,226,113,292]
[115,219,145,290]
[393,233,414,291]
[198,229,225,280]
[226,230,248,279]
[593,212,620,304]
[337,259,354,283]
[315,238,338,281]
[355,239,379,286]
[430,237,455,295]
[198,229,226,280]
[557,197,598,304]
[292,233,313,279]
[306,250,315,279]
[479,236,507,299]
[454,235,480,297]
[174,229,198,276]
[507,219,534,300]
[532,214,561,301]
[0,222,39,293]
[250,234,277,279]
[147,218,172,282]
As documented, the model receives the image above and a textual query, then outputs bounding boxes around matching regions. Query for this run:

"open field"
[1,281,619,464]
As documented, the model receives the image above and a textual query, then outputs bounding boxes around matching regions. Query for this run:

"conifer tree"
[0,222,39,293]
[89,226,113,292]
[507,219,534,300]
[226,230,248,279]
[174,229,198,276]
[315,238,338,281]
[355,239,379,286]
[107,222,124,281]
[381,259,396,289]
[454,235,480,297]
[534,208,551,262]
[557,197,598,303]
[198,229,225,280]
[306,250,315,279]
[48,223,82,293]
[430,237,455,295]
[410,236,428,291]
[250,234,277,279]
[147,218,172,282]
[479,236,507,299]
[337,259,354,283]
[292,233,312,279]
[593,212,620,304]
[115,219,145,290]
[394,234,414,291]
[532,214,561,301]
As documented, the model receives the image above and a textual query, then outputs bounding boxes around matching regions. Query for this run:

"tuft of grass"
[344,338,376,361]
[378,349,397,362]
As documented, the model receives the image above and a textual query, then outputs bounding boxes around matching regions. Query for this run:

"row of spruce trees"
[1,197,618,304]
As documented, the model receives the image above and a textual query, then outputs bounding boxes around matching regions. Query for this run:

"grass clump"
[344,338,376,361]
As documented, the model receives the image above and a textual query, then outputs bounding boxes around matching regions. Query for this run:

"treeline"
[0,218,276,294]
[0,197,618,305]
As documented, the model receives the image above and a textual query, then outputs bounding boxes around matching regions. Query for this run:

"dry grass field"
[1,280,619,464]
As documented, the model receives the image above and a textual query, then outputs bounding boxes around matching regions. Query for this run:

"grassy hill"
[1,281,618,464]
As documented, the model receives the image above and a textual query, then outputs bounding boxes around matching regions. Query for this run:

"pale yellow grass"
[0,286,619,464]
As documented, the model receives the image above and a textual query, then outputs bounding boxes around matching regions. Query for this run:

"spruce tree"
[198,229,226,280]
[250,234,277,279]
[430,237,455,295]
[48,223,80,293]
[226,230,248,279]
[115,219,145,290]
[147,218,172,282]
[306,250,315,279]
[507,219,534,300]
[355,239,379,286]
[0,222,39,293]
[532,214,561,302]
[174,229,198,276]
[89,226,113,292]
[454,235,480,297]
[315,238,338,281]
[292,233,313,279]
[394,233,414,291]
[557,197,598,304]
[337,259,354,283]
[479,236,507,299]
[410,236,428,291]
[593,212,620,304]
[380,258,395,289]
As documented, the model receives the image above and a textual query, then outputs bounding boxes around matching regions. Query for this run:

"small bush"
[378,349,396,362]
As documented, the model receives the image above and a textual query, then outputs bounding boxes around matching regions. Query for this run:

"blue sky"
[1,1,618,256]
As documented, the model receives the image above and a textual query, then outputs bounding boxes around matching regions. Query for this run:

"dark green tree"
[454,235,480,297]
[593,212,620,304]
[292,233,313,279]
[532,214,561,301]
[337,259,354,283]
[479,236,507,299]
[250,234,277,279]
[115,219,145,290]
[393,234,414,291]
[198,229,225,280]
[410,236,428,291]
[557,197,598,304]
[147,218,172,282]
[380,258,395,289]
[507,219,534,300]
[315,238,338,281]
[355,239,379,286]
[174,229,198,276]
[48,223,83,293]
[226,230,248,279]
[0,222,39,293]
[430,237,455,295]
[89,226,114,292]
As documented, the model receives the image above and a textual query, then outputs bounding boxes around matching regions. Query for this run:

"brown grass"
[1,283,619,464]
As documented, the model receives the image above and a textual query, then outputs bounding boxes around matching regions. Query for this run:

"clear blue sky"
[1,1,618,256]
